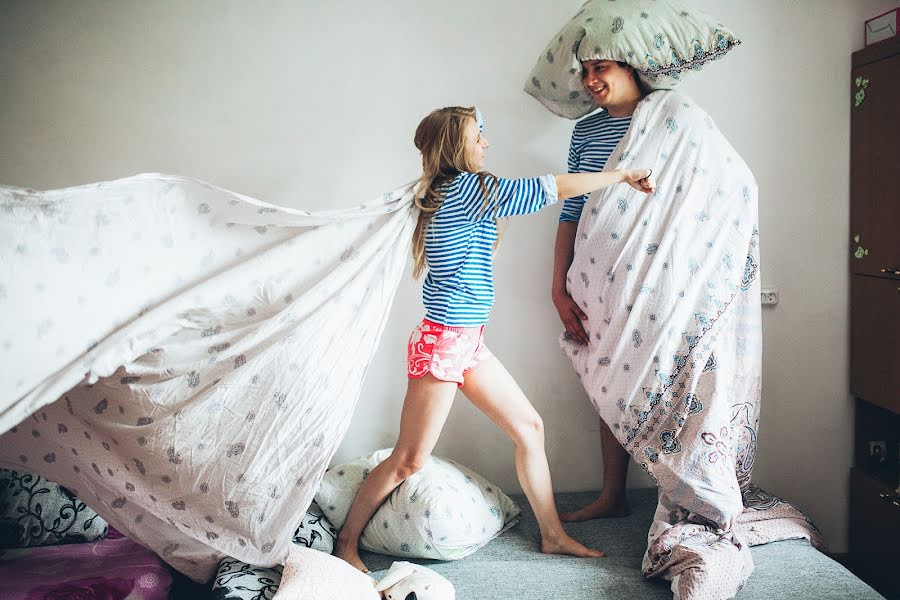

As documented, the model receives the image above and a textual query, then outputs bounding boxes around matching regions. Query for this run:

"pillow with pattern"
[211,500,337,600]
[211,559,282,600]
[315,449,521,561]
[291,500,337,555]
[0,469,108,547]
[525,0,741,118]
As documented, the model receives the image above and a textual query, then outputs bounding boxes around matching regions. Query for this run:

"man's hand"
[553,290,589,345]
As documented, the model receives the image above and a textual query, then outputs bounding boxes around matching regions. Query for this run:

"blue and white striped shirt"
[559,110,632,223]
[422,172,558,326]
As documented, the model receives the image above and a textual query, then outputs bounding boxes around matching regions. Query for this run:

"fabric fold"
[0,174,417,581]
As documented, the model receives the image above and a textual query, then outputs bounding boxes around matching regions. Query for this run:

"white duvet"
[0,174,415,581]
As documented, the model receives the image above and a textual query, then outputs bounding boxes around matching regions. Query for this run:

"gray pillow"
[0,468,108,547]
[525,0,741,118]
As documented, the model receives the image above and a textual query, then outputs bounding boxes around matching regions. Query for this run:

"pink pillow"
[273,546,379,600]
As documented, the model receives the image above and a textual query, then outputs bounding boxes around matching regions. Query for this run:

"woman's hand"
[621,169,655,194]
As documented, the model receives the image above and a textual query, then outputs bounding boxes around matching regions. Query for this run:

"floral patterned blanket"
[561,91,822,599]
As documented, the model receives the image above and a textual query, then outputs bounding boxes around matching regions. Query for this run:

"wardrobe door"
[850,51,900,279]
[850,274,900,413]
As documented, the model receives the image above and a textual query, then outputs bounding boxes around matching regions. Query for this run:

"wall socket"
[760,288,779,305]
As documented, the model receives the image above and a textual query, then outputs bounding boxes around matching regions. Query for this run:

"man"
[552,59,645,522]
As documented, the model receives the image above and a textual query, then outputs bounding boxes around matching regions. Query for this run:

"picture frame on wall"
[865,8,899,46]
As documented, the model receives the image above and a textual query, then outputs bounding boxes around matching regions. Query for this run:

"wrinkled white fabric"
[561,91,821,599]
[0,174,416,581]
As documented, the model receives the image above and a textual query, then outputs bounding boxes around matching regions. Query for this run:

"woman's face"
[463,117,489,171]
[582,59,636,107]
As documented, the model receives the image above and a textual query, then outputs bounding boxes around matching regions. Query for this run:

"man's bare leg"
[560,417,630,522]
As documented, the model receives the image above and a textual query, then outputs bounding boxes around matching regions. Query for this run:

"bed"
[355,488,881,600]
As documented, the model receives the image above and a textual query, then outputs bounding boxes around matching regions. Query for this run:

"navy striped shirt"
[559,110,632,223]
[422,172,558,326]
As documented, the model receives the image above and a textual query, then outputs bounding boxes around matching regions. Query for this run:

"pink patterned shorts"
[407,319,493,386]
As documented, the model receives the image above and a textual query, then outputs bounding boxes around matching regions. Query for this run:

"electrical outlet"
[760,288,779,305]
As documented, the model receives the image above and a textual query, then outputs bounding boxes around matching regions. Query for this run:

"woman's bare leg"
[334,374,457,571]
[460,357,604,558]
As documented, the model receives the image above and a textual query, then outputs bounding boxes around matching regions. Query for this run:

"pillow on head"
[315,449,521,561]
[525,0,741,119]
[273,545,379,600]
[0,469,108,547]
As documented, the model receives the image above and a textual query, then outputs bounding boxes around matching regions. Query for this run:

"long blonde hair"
[411,106,500,279]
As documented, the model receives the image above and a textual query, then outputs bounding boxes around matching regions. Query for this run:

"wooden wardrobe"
[848,33,899,599]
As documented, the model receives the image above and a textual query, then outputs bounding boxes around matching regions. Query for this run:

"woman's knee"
[389,451,428,481]
[511,413,545,447]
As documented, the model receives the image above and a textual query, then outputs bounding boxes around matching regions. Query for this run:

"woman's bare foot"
[560,493,630,522]
[334,539,369,573]
[541,534,605,558]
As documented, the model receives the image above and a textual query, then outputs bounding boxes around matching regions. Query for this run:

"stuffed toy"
[375,561,455,600]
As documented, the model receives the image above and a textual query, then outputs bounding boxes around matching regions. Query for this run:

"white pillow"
[525,0,741,119]
[273,545,379,600]
[315,449,521,561]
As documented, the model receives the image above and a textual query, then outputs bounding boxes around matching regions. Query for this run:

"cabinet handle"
[880,492,900,507]
[879,267,900,275]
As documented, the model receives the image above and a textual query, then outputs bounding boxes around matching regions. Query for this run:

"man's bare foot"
[560,494,630,522]
[334,539,369,573]
[541,534,605,558]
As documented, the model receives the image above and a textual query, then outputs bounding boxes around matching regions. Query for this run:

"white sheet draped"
[561,91,821,599]
[0,174,416,581]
